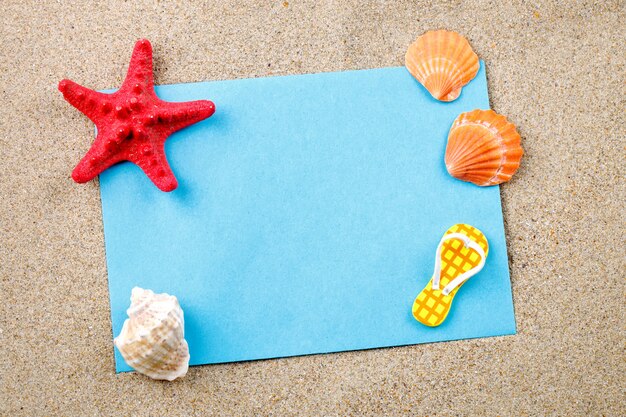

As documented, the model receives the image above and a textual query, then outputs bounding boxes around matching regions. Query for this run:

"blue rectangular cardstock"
[100,63,516,371]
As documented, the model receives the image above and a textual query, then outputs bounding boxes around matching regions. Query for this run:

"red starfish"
[59,39,215,192]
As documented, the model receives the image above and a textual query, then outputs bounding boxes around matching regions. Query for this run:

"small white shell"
[114,287,189,381]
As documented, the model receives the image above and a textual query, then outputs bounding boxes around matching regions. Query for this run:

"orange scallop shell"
[405,30,479,102]
[445,109,523,186]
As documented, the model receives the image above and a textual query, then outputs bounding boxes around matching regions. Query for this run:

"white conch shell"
[114,287,189,381]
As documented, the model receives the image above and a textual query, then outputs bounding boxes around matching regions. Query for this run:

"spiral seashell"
[405,30,479,102]
[114,287,189,381]
[445,109,523,186]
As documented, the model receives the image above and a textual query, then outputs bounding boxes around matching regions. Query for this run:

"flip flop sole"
[412,223,489,327]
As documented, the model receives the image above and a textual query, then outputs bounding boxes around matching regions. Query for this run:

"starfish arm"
[58,79,113,123]
[120,39,154,94]
[131,142,178,192]
[156,100,216,134]
[72,132,126,183]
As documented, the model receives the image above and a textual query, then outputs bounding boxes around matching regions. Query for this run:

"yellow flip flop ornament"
[412,224,489,327]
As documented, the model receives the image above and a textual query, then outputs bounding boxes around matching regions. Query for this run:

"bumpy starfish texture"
[59,39,215,192]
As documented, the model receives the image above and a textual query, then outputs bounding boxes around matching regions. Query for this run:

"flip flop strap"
[432,233,486,296]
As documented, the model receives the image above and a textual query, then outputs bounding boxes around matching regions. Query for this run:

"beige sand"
[1,1,624,415]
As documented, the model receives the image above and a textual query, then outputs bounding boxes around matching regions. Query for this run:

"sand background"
[1,1,624,415]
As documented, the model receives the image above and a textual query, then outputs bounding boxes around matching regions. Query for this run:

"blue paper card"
[100,63,516,371]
